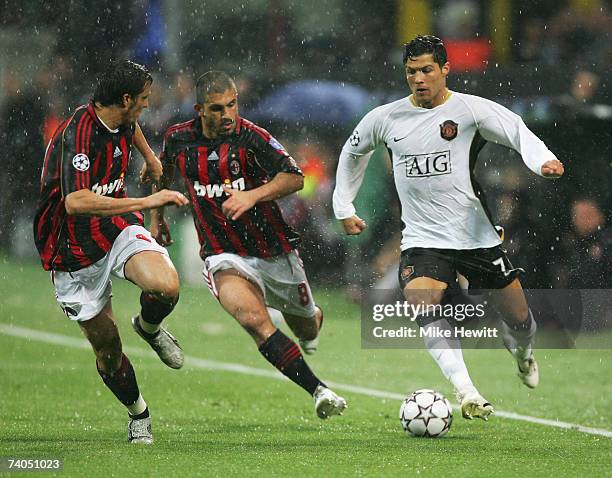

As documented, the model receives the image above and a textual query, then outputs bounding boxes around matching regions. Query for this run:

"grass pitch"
[1,256,611,477]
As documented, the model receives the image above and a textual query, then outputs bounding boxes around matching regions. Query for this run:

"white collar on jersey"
[97,114,120,133]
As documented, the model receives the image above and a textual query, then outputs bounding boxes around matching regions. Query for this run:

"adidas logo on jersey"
[208,151,219,161]
[91,177,125,196]
[403,150,452,177]
[193,177,245,199]
[113,146,122,158]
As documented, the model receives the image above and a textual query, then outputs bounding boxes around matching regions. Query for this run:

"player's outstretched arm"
[470,96,563,177]
[149,184,175,246]
[332,114,379,228]
[64,189,188,217]
[134,122,163,183]
[221,172,303,221]
[540,159,565,178]
[148,149,178,245]
[340,215,367,235]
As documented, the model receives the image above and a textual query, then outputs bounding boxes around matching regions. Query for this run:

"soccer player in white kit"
[333,36,564,420]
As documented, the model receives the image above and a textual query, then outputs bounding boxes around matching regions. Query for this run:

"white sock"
[127,394,147,416]
[139,315,160,335]
[422,320,476,395]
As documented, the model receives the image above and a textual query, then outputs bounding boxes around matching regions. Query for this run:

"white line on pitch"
[1,323,611,438]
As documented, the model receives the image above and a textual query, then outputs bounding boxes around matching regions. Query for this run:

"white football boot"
[313,385,347,419]
[299,336,320,355]
[504,337,540,389]
[128,416,153,444]
[516,350,539,389]
[501,317,539,389]
[132,316,184,369]
[457,389,494,421]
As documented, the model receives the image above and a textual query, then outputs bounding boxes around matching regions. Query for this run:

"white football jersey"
[333,91,558,250]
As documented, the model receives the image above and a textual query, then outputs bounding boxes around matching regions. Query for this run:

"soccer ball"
[399,389,453,437]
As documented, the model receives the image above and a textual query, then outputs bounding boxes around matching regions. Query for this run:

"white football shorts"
[203,250,316,318]
[52,225,168,322]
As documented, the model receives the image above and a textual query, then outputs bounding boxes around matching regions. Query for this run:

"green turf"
[1,256,611,477]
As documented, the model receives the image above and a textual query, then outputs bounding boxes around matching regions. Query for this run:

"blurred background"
[0,0,610,299]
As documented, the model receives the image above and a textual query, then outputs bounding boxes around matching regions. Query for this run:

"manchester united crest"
[440,120,458,141]
[400,265,415,281]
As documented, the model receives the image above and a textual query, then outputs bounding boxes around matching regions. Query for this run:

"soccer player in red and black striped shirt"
[153,71,347,419]
[33,60,190,443]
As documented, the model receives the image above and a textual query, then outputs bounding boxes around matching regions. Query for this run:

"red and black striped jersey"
[161,116,302,260]
[33,103,143,271]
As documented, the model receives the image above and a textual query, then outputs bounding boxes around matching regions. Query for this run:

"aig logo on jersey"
[403,151,451,178]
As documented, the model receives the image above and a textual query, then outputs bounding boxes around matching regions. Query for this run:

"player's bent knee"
[403,288,445,306]
[511,302,530,324]
[146,271,180,303]
[157,282,180,303]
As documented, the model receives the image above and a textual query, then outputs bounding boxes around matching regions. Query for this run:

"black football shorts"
[398,246,524,290]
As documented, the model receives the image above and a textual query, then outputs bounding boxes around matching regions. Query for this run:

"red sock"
[96,354,140,407]
[259,329,324,395]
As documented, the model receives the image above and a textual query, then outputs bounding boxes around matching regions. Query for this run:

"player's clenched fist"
[222,186,257,220]
[146,189,189,208]
[140,156,163,183]
[150,218,173,246]
[341,215,367,235]
[541,159,564,178]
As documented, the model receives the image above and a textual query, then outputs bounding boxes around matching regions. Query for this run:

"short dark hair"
[403,35,448,68]
[196,71,236,105]
[93,60,152,107]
